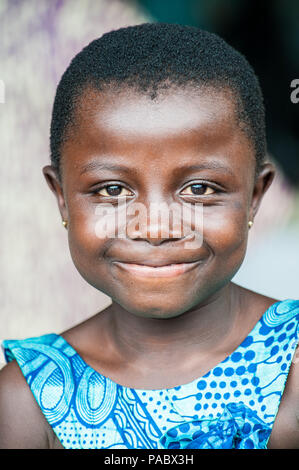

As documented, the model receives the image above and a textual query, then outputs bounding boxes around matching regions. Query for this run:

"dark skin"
[1,85,298,449]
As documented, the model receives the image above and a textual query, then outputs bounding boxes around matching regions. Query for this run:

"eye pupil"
[190,183,205,195]
[106,185,122,196]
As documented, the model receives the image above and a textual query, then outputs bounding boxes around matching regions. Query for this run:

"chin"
[116,296,193,320]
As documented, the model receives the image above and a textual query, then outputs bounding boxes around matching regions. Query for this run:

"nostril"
[131,235,185,246]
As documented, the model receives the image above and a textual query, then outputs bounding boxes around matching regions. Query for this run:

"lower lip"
[113,261,201,278]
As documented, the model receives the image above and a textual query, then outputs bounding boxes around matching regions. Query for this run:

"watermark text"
[290,79,299,104]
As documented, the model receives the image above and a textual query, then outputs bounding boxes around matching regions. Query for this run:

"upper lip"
[113,259,201,267]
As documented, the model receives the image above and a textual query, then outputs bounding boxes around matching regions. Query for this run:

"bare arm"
[267,346,299,449]
[0,360,53,449]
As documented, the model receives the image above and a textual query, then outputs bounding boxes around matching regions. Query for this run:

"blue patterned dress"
[2,299,299,449]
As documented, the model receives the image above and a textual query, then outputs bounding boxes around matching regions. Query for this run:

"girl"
[0,23,298,449]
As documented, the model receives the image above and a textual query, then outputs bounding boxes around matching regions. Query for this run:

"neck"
[106,282,242,367]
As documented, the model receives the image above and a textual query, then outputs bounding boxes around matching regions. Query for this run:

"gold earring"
[62,219,68,229]
[248,220,253,229]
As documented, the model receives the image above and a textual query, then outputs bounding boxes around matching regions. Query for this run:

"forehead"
[62,85,255,175]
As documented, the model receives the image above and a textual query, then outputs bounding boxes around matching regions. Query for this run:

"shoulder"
[61,306,112,360]
[0,360,53,448]
[232,282,279,304]
[233,283,299,322]
[264,296,299,448]
[268,348,299,448]
[232,283,280,326]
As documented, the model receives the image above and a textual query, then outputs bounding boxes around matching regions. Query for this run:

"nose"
[132,232,183,246]
[126,200,187,246]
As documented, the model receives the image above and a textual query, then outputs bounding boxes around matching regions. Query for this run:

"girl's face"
[44,86,274,319]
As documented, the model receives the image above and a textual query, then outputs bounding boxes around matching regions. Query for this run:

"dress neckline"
[56,300,283,393]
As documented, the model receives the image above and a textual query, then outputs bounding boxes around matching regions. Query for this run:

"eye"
[180,183,216,196]
[96,184,133,197]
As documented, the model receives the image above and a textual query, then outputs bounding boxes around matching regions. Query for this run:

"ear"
[42,165,68,222]
[249,162,276,221]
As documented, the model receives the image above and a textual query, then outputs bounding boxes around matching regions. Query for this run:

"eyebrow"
[174,162,235,176]
[79,161,132,175]
[79,159,234,176]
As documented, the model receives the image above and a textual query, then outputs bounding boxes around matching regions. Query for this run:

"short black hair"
[50,22,266,180]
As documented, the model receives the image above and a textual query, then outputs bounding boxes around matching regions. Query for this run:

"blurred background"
[1,0,298,365]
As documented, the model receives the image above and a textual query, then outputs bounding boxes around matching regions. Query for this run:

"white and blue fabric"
[2,299,299,449]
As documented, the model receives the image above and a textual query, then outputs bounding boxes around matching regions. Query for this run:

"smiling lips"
[113,260,201,278]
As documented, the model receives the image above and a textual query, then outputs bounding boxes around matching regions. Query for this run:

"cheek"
[203,205,248,259]
[66,203,113,274]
